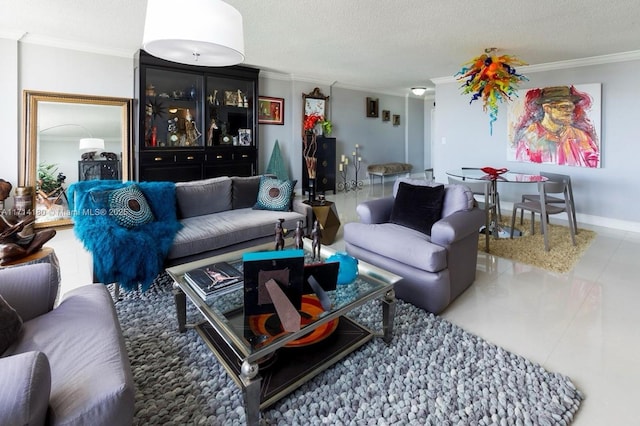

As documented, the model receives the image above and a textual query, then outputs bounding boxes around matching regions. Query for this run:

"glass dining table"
[446,169,548,238]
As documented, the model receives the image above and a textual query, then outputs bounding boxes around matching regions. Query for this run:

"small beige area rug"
[479,216,596,273]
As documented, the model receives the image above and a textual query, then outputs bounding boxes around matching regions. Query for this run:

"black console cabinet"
[302,136,336,195]
[134,50,259,182]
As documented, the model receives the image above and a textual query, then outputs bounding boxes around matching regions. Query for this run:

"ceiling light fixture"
[411,87,427,96]
[455,47,527,134]
[143,0,245,67]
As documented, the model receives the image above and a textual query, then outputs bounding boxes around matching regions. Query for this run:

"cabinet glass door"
[205,76,254,147]
[144,68,204,148]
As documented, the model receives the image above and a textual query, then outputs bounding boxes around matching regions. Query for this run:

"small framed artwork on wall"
[258,96,284,125]
[393,114,400,126]
[382,110,390,121]
[366,97,379,117]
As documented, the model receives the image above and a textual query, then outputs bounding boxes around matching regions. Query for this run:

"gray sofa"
[344,179,485,314]
[166,175,313,266]
[0,263,134,425]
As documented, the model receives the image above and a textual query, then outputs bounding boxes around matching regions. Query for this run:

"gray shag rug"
[113,274,583,425]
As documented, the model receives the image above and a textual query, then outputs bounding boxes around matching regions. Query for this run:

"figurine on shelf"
[311,219,322,259]
[275,218,285,250]
[294,219,304,250]
[184,109,201,146]
[100,152,118,161]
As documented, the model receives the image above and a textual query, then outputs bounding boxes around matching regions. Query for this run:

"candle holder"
[337,145,364,192]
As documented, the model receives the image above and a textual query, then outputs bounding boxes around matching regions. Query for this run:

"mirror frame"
[20,90,133,228]
[302,87,329,136]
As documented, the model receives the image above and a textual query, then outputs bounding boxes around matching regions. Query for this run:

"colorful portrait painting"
[507,84,601,168]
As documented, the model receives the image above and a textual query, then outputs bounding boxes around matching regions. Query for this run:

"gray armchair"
[344,180,484,314]
[0,263,134,426]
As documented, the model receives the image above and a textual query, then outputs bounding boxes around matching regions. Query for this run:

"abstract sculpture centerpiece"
[456,48,528,134]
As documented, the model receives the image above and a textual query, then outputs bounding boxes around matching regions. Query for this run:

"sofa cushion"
[390,182,444,235]
[253,176,294,211]
[232,175,263,209]
[0,351,51,426]
[176,177,232,218]
[0,294,22,354]
[169,208,305,260]
[393,178,474,217]
[344,222,447,272]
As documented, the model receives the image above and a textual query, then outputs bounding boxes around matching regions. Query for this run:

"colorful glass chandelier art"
[456,48,528,134]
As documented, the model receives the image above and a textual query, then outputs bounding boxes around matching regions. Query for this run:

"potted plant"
[37,162,60,194]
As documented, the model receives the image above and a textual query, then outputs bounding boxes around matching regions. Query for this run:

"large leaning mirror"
[20,91,132,228]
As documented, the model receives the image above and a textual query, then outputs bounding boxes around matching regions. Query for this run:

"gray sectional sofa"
[166,175,313,265]
[0,263,134,425]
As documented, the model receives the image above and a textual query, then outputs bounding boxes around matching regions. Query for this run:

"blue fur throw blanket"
[68,180,182,292]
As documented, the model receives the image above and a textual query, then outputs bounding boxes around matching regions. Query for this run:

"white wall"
[433,59,640,230]
[1,37,19,208]
[0,40,133,209]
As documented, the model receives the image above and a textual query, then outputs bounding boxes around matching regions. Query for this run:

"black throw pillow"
[0,294,23,354]
[390,182,445,235]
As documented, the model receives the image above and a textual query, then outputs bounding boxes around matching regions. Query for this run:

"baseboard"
[499,201,640,234]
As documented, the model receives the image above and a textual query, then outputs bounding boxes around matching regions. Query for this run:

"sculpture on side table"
[0,215,56,265]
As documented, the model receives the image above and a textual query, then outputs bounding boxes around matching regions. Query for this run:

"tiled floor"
[50,183,640,425]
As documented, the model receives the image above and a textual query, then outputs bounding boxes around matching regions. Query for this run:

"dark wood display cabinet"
[302,136,336,195]
[134,50,259,182]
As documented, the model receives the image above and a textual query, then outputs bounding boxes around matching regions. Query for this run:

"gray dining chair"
[448,177,495,252]
[510,180,576,251]
[461,167,502,221]
[519,171,577,234]
[424,168,434,181]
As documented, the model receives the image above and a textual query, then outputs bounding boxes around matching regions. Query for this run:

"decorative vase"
[326,252,359,285]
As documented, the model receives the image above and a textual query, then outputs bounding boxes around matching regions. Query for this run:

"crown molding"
[0,30,27,41]
[19,33,135,59]
[431,50,640,85]
[259,70,412,97]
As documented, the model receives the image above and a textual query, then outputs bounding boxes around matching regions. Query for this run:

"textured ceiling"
[2,0,640,94]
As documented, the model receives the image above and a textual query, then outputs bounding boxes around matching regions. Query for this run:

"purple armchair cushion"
[0,294,22,354]
[390,183,445,236]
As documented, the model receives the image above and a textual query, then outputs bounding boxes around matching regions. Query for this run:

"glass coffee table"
[166,239,401,425]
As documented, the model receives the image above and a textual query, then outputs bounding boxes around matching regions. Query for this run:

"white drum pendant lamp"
[143,0,245,67]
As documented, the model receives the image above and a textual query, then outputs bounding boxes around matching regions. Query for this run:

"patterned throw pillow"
[253,176,294,211]
[0,294,23,354]
[107,185,155,228]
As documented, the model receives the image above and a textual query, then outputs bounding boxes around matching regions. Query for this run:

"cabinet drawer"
[140,152,175,164]
[234,150,255,162]
[206,151,234,162]
[175,152,205,162]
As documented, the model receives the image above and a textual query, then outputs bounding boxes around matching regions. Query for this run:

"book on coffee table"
[184,262,243,299]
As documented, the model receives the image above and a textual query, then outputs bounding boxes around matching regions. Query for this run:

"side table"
[303,200,341,245]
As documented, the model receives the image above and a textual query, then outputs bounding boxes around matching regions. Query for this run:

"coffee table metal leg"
[382,288,396,343]
[240,361,261,426]
[173,284,187,333]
